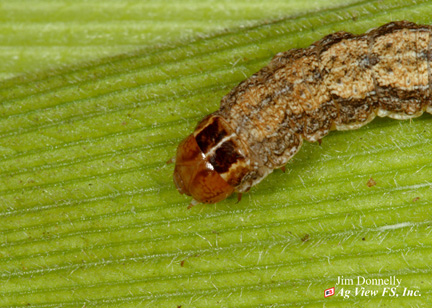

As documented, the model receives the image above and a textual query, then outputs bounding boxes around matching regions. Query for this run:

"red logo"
[324,287,335,298]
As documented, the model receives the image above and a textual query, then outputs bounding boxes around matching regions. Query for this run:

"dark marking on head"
[209,140,244,173]
[195,118,229,154]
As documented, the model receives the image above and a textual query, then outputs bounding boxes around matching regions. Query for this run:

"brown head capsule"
[174,115,251,203]
[174,21,432,204]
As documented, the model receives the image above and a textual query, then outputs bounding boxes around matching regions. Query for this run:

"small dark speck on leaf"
[301,234,310,242]
[362,237,366,241]
[413,197,420,202]
[367,177,376,187]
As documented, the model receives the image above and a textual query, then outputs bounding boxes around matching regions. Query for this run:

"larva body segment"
[174,21,432,204]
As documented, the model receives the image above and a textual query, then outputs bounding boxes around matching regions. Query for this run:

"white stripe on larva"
[204,133,236,158]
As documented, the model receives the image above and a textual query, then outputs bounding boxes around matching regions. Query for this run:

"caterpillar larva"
[173,21,432,204]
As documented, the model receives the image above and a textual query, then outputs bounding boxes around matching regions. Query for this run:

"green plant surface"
[1,0,432,307]
[0,0,360,80]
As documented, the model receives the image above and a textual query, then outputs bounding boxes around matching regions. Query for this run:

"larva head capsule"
[173,134,235,203]
[173,115,251,204]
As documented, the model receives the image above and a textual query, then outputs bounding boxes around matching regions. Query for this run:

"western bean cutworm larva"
[174,21,432,204]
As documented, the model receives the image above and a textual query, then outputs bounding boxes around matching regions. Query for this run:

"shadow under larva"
[173,21,432,205]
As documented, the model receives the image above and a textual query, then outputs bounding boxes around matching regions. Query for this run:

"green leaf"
[0,0,360,80]
[1,0,432,307]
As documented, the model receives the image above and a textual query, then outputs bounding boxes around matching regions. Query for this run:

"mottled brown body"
[174,21,432,204]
